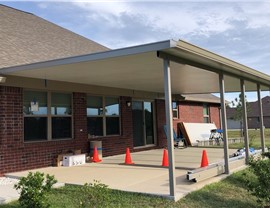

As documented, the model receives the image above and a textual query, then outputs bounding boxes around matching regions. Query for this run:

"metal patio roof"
[1,39,269,94]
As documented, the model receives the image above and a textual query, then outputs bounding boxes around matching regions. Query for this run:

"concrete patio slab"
[4,148,241,203]
[0,177,19,204]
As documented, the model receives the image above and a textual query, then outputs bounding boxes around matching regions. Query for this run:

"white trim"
[1,40,175,74]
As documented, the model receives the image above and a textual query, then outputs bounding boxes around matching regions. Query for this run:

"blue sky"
[1,1,270,102]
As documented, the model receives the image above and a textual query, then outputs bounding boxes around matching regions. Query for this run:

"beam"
[257,84,266,153]
[240,79,249,163]
[219,73,229,174]
[163,59,176,199]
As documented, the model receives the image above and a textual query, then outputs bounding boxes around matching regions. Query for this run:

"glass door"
[132,101,154,147]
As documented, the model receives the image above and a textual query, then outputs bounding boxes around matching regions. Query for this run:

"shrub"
[244,154,270,207]
[78,180,111,208]
[14,171,57,208]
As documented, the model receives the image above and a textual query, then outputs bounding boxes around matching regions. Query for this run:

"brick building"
[1,5,268,177]
[0,5,222,175]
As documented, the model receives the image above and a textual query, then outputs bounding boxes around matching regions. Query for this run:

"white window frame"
[172,101,178,119]
[87,95,120,137]
[203,103,210,123]
[23,90,73,142]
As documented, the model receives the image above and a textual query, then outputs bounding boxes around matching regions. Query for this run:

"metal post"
[219,73,229,174]
[257,84,265,153]
[240,79,249,163]
[163,59,176,199]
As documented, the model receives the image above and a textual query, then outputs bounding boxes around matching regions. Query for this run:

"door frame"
[132,99,157,149]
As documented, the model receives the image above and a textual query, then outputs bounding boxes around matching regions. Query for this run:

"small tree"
[14,172,57,208]
[231,93,251,137]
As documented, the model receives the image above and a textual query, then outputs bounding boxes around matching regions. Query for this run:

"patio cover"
[1,39,270,200]
[1,40,269,93]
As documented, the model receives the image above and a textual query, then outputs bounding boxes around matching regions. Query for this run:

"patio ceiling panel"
[5,51,167,93]
[1,40,269,94]
[159,42,270,91]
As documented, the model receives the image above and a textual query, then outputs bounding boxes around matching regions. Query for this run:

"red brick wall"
[209,104,221,129]
[174,102,221,130]
[72,92,88,152]
[0,86,221,175]
[178,102,204,123]
[155,100,221,145]
[155,99,167,148]
[0,88,89,175]
[0,86,24,176]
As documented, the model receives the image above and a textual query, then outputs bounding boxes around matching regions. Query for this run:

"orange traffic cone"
[125,148,134,165]
[200,149,209,167]
[92,146,102,163]
[162,149,169,167]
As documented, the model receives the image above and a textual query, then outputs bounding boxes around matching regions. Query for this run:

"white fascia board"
[1,39,177,74]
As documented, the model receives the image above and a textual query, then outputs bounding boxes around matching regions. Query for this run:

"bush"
[245,154,270,207]
[78,180,111,208]
[14,172,57,208]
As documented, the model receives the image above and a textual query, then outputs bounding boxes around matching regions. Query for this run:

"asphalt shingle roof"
[0,4,109,69]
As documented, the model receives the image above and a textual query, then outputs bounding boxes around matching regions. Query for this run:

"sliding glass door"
[132,101,155,147]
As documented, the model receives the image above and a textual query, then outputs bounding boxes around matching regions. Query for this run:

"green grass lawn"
[0,168,259,208]
[228,128,270,149]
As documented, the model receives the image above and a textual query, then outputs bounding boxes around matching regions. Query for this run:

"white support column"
[219,73,229,174]
[240,79,249,163]
[257,84,265,153]
[163,59,176,199]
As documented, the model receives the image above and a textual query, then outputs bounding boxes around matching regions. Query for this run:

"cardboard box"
[62,154,86,167]
[56,153,73,167]
[74,149,81,155]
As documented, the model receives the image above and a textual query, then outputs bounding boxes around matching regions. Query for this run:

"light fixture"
[0,76,6,83]
[126,101,131,107]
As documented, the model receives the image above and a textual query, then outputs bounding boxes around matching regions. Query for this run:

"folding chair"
[163,125,187,148]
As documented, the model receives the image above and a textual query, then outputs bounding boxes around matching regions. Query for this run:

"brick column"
[155,99,167,148]
[73,92,88,153]
[0,86,23,176]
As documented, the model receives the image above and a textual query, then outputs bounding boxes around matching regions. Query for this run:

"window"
[87,95,120,137]
[23,91,72,141]
[51,93,72,139]
[23,91,48,141]
[172,101,178,119]
[203,103,210,123]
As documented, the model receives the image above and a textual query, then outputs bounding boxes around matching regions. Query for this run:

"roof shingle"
[0,4,109,69]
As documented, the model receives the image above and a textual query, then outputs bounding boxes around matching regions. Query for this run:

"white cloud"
[239,3,270,28]
[62,1,270,76]
[70,2,270,47]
